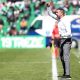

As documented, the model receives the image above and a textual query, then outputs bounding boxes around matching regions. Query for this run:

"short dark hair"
[57,8,65,15]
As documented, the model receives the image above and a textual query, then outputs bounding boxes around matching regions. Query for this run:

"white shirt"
[47,7,72,38]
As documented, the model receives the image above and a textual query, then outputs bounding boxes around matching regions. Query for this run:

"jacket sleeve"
[47,7,57,20]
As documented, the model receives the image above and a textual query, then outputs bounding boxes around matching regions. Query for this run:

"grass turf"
[0,48,80,80]
[0,48,52,80]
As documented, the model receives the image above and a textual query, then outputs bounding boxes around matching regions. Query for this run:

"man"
[52,21,60,58]
[47,2,72,79]
[19,18,28,35]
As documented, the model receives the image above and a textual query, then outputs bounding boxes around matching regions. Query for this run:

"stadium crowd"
[0,0,80,36]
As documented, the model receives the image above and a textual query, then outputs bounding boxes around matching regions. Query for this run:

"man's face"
[56,10,62,18]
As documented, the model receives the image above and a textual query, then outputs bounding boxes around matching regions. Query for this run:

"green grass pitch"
[0,48,80,80]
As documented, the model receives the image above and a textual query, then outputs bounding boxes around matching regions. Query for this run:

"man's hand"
[46,2,51,7]
[46,2,54,7]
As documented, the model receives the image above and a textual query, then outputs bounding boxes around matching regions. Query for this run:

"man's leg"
[60,45,66,75]
[63,43,71,75]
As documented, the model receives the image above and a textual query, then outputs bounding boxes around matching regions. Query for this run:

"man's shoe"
[62,75,71,79]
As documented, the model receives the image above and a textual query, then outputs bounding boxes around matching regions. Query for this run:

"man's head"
[56,8,65,19]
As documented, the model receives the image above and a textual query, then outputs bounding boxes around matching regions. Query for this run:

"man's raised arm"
[46,2,57,20]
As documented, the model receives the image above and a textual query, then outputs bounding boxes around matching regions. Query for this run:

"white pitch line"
[0,62,50,64]
[52,54,58,80]
[73,51,80,59]
[72,51,80,64]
